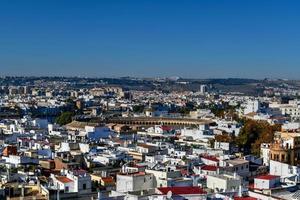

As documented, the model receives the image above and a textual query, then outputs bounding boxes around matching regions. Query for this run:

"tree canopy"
[55,111,74,125]
[236,119,281,155]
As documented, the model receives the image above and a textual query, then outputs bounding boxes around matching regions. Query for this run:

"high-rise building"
[200,85,208,94]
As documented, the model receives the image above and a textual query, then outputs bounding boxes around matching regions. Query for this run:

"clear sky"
[1,0,300,79]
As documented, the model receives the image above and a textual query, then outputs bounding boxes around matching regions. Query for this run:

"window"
[83,183,86,190]
[65,186,69,192]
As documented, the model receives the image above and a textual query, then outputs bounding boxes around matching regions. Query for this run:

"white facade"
[260,143,271,166]
[282,122,300,131]
[244,100,259,115]
[254,176,280,189]
[65,170,91,194]
[270,160,300,183]
[280,105,300,120]
[52,176,75,193]
[214,142,231,152]
[200,85,208,94]
[215,120,241,136]
[116,173,154,193]
[145,169,183,188]
[206,173,242,193]
[200,157,219,166]
[82,126,113,140]
[3,155,38,166]
[181,125,214,141]
[48,124,62,136]
[223,159,249,177]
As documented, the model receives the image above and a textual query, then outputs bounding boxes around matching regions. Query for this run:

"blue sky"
[0,0,300,79]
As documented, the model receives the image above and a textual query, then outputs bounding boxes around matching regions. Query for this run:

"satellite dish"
[167,191,172,199]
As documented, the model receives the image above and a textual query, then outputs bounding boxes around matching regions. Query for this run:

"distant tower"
[200,85,208,94]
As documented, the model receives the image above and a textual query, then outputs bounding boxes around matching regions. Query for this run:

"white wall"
[254,177,280,189]
[206,174,241,193]
[270,160,300,180]
[116,174,154,192]
[260,144,270,166]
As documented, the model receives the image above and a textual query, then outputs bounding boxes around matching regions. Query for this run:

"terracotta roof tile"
[157,186,207,195]
[56,176,73,183]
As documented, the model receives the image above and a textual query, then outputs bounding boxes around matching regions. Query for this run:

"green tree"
[132,105,145,113]
[55,111,74,125]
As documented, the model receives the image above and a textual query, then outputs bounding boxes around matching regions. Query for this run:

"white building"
[206,172,242,193]
[200,155,219,166]
[81,126,113,140]
[116,172,154,193]
[282,122,300,131]
[215,120,241,136]
[3,155,38,167]
[254,175,280,190]
[50,169,91,194]
[146,168,192,188]
[52,175,75,193]
[270,160,300,183]
[243,100,260,115]
[200,85,208,94]
[260,143,271,166]
[223,159,250,177]
[181,125,214,141]
[280,104,300,120]
[48,124,63,136]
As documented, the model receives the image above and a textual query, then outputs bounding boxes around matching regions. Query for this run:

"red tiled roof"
[255,174,279,180]
[101,176,114,184]
[201,165,218,171]
[248,183,255,189]
[161,126,172,131]
[119,172,146,176]
[234,197,257,200]
[134,164,146,168]
[157,186,207,195]
[201,155,219,162]
[56,176,73,183]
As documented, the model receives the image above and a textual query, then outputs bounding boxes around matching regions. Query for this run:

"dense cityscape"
[0,76,300,199]
[2,0,300,199]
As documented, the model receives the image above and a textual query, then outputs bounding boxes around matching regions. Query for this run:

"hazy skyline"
[1,0,300,79]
